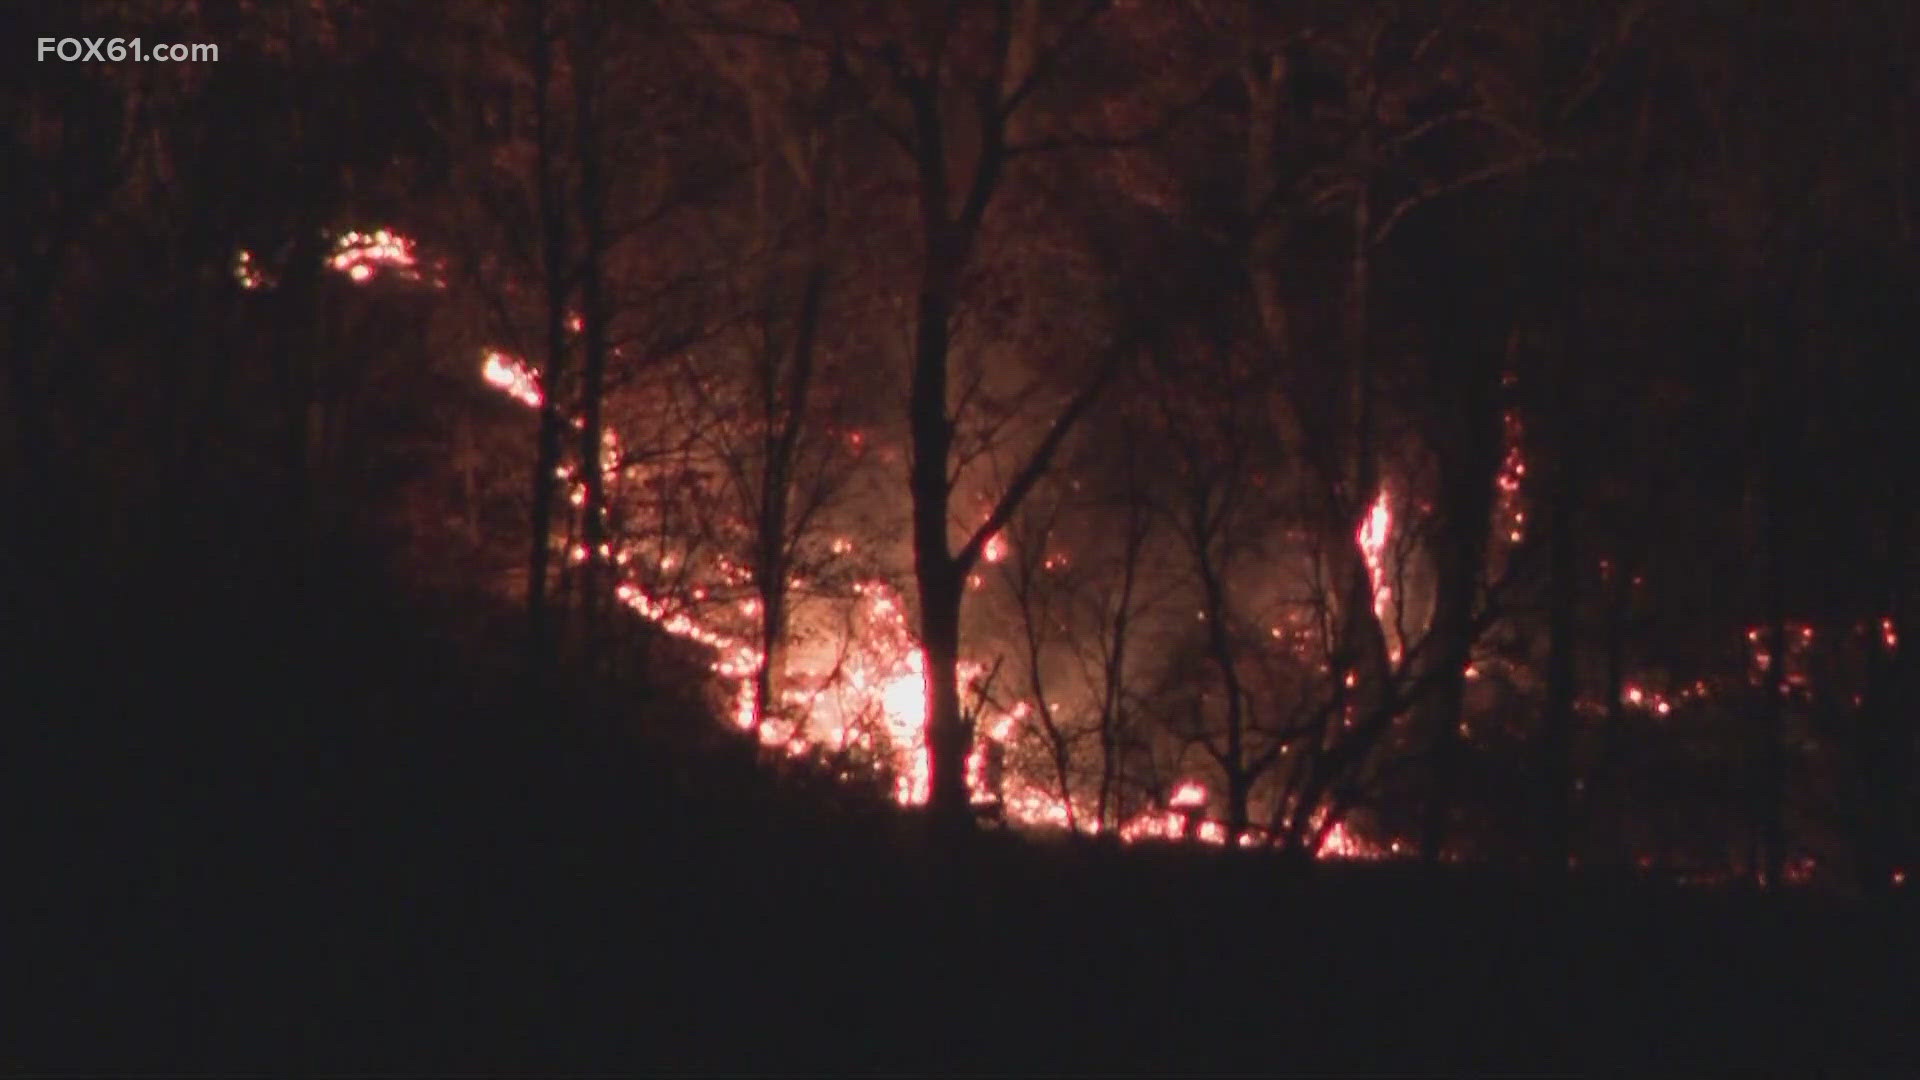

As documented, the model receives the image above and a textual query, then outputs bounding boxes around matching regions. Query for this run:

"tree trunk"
[1017,570,1077,833]
[1196,536,1250,842]
[1541,428,1578,875]
[753,589,787,732]
[919,565,969,827]
[1755,312,1793,889]
[1417,539,1471,864]
[1758,602,1788,888]
[1096,526,1141,834]
[1416,432,1500,862]
[574,9,610,672]
[749,267,822,731]
[1599,568,1629,863]
[526,0,569,687]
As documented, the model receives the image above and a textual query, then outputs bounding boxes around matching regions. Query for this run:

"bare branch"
[954,340,1134,573]
[1370,149,1571,248]
[998,0,1111,122]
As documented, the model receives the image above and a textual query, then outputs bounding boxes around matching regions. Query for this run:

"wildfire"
[1620,679,1706,716]
[466,277,1387,860]
[234,226,429,292]
[982,532,1008,564]
[327,227,419,282]
[1496,409,1526,544]
[233,249,269,290]
[482,350,543,408]
[1358,489,1399,661]
[234,218,1407,860]
[1358,492,1391,618]
[1317,821,1374,859]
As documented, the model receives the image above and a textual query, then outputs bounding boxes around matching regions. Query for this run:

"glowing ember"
[1357,490,1398,660]
[1622,682,1679,715]
[1495,408,1526,544]
[1317,821,1372,859]
[482,350,543,408]
[479,359,1387,859]
[1117,807,1189,843]
[982,532,1008,563]
[1357,493,1391,596]
[233,250,269,290]
[327,227,419,282]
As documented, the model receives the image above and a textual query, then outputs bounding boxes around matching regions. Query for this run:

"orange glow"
[1358,492,1391,612]
[1318,821,1373,859]
[327,227,419,283]
[1495,409,1526,543]
[482,350,543,408]
[480,363,1394,858]
[233,250,268,289]
[1622,682,1679,715]
[982,532,1008,564]
[1169,781,1207,809]
[1357,490,1398,661]
[989,712,1017,743]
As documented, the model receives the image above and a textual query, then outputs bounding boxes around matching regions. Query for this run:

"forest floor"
[13,539,1918,1074]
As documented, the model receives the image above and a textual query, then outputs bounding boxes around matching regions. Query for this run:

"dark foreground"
[12,547,1918,1075]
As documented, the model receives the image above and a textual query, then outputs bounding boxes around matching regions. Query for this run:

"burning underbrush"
[477,344,1400,861]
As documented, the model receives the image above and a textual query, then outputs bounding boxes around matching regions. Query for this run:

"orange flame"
[482,350,543,408]
[328,227,419,282]
[1357,490,1399,662]
[480,338,1396,858]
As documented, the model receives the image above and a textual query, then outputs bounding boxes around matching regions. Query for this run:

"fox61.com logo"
[39,37,219,63]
